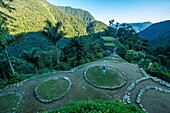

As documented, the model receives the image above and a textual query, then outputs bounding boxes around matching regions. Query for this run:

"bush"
[44,100,144,113]
[95,53,103,58]
[0,78,8,89]
[8,74,31,84]
[148,70,170,82]
[14,59,36,74]
[54,62,71,71]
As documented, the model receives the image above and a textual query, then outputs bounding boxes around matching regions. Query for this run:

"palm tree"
[43,20,66,65]
[21,48,44,73]
[63,37,87,66]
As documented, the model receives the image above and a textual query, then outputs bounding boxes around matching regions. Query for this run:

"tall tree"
[21,48,45,73]
[0,0,15,77]
[43,20,66,65]
[0,20,15,77]
[63,37,87,66]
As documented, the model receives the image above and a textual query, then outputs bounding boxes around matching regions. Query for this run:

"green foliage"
[54,62,71,71]
[0,78,8,89]
[45,100,144,113]
[8,73,30,84]
[0,20,9,46]
[104,26,116,36]
[5,0,89,37]
[59,6,95,23]
[61,36,104,68]
[86,21,107,34]
[0,93,21,113]
[0,0,15,21]
[102,21,170,82]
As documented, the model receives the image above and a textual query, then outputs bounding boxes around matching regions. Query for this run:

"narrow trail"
[0,58,170,113]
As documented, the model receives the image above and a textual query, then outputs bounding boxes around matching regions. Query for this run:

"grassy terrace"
[35,77,71,102]
[85,66,126,87]
[101,36,114,42]
[104,43,115,47]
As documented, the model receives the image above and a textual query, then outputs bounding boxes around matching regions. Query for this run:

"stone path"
[0,57,170,113]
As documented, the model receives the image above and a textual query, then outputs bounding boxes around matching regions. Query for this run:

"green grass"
[85,66,125,87]
[102,57,126,62]
[35,78,70,100]
[0,93,21,113]
[44,100,144,113]
[104,43,115,47]
[102,36,114,41]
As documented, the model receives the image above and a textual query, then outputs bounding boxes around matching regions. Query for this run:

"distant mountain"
[130,22,152,32]
[6,0,91,37]
[58,6,95,23]
[139,20,170,46]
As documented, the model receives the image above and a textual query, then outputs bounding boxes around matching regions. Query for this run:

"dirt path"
[0,57,170,113]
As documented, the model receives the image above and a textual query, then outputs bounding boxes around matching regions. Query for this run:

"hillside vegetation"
[58,6,95,23]
[139,20,170,46]
[86,20,108,34]
[46,100,144,113]
[6,0,90,37]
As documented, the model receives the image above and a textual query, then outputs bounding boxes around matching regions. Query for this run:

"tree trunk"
[2,70,8,81]
[55,46,60,65]
[4,47,14,77]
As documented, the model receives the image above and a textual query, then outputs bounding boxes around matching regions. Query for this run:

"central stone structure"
[84,65,127,89]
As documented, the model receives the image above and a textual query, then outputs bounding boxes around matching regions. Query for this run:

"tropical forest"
[0,0,170,113]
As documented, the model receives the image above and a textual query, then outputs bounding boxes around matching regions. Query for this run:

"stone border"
[136,86,170,113]
[123,67,170,104]
[0,57,133,92]
[34,76,72,103]
[0,92,22,113]
[84,65,128,89]
[123,76,151,104]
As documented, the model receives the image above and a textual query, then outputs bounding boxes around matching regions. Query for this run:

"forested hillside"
[86,20,108,34]
[139,20,170,46]
[6,0,90,37]
[58,6,95,23]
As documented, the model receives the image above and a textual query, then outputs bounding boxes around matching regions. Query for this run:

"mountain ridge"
[58,6,95,23]
[139,20,170,46]
[129,21,152,32]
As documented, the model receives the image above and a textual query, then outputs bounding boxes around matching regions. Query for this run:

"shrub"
[0,78,8,89]
[0,93,22,113]
[8,74,31,84]
[44,100,144,113]
[54,62,71,71]
[95,53,103,58]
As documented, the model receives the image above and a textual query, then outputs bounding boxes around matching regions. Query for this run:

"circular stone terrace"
[84,65,127,89]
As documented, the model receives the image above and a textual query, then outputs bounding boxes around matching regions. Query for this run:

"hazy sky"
[47,0,170,24]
